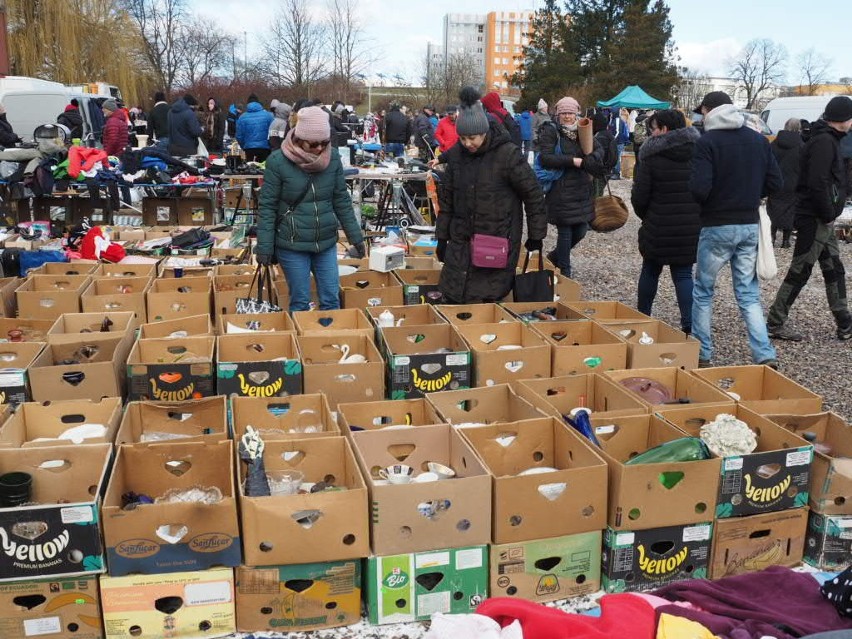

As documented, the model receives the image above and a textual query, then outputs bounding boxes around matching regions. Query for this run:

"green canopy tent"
[597,85,670,110]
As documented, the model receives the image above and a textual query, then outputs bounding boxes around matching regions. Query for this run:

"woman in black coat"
[538,96,604,278]
[436,88,547,303]
[767,118,803,248]
[630,110,701,334]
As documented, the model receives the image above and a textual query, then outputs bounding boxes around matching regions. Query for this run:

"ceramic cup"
[426,461,456,480]
[266,470,304,495]
[379,464,414,484]
[413,471,439,483]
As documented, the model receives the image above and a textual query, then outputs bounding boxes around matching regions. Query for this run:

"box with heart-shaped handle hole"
[231,394,339,442]
[659,404,814,519]
[500,301,584,324]
[339,271,404,310]
[15,275,92,320]
[81,276,153,324]
[0,443,110,581]
[434,302,517,326]
[454,322,551,387]
[116,396,229,446]
[146,277,212,322]
[589,412,723,530]
[460,417,608,543]
[46,310,138,345]
[350,424,491,554]
[138,313,214,340]
[602,319,699,370]
[238,437,369,565]
[216,333,302,399]
[0,341,45,405]
[0,317,54,345]
[212,273,258,316]
[102,441,240,576]
[515,373,650,423]
[530,319,628,377]
[393,269,444,305]
[292,308,374,339]
[297,335,385,407]
[28,335,132,402]
[338,398,444,436]
[127,336,216,402]
[95,261,157,279]
[0,396,122,448]
[606,367,737,412]
[566,300,651,323]
[366,304,448,358]
[381,324,472,400]
[217,310,295,336]
[425,383,546,428]
[29,261,100,277]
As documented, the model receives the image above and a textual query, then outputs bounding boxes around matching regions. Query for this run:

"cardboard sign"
[383,325,471,399]
[804,511,852,570]
[602,522,713,593]
[216,334,302,399]
[365,545,488,625]
[490,531,601,603]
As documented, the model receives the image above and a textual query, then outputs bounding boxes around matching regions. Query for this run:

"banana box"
[803,511,852,571]
[382,324,471,399]
[709,508,808,579]
[0,575,102,639]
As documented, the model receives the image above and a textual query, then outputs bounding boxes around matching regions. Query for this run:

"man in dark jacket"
[382,103,410,158]
[767,118,804,248]
[57,100,84,140]
[0,103,21,148]
[148,91,170,147]
[631,109,701,334]
[236,95,274,162]
[167,94,203,157]
[767,96,852,342]
[414,105,437,161]
[689,91,783,367]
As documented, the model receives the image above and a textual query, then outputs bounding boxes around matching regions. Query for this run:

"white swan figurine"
[336,344,367,364]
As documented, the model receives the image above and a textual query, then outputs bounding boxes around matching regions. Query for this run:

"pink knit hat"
[294,106,330,142]
[555,97,580,115]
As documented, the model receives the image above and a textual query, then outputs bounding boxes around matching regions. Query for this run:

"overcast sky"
[190,0,851,84]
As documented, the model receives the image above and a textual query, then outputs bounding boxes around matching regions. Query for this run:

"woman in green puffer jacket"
[256,106,365,311]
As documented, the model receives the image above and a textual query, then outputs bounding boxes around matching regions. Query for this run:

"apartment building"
[443,13,486,84]
[485,11,534,93]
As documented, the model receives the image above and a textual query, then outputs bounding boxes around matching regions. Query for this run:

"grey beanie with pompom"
[455,87,489,136]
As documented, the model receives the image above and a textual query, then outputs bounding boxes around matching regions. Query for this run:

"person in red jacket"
[101,99,128,156]
[435,105,459,152]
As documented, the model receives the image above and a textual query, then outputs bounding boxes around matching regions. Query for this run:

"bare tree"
[177,18,234,88]
[260,0,326,90]
[420,50,483,109]
[796,48,832,96]
[673,67,712,111]
[122,0,188,93]
[727,39,788,110]
[326,0,372,97]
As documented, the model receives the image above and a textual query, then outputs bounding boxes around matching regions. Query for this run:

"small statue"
[239,426,271,496]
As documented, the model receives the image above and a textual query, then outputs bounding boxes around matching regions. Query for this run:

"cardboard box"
[490,531,601,603]
[218,312,295,335]
[499,301,583,323]
[46,311,137,345]
[531,320,627,376]
[0,318,54,343]
[146,278,212,322]
[235,561,361,633]
[0,574,103,639]
[31,261,100,276]
[94,262,158,279]
[567,300,651,322]
[692,365,823,415]
[383,324,472,399]
[139,314,214,339]
[602,522,713,592]
[352,424,491,554]
[592,413,721,529]
[216,333,302,398]
[804,511,852,570]
[0,397,122,448]
[15,275,91,319]
[514,374,649,421]
[606,367,737,411]
[299,334,385,408]
[661,404,813,518]
[116,396,229,445]
[0,444,110,581]
[28,336,131,401]
[99,567,236,639]
[230,394,339,441]
[552,273,582,303]
[404,256,440,270]
[710,508,808,579]
[102,442,241,576]
[604,319,699,369]
[239,437,369,565]
[338,398,444,435]
[365,304,447,330]
[0,342,44,404]
[81,276,152,323]
[141,197,177,226]
[0,277,20,318]
[767,412,852,514]
[339,271,403,309]
[462,417,608,542]
[435,303,516,326]
[176,195,214,226]
[364,545,488,625]
[127,336,216,401]
[456,322,551,387]
[426,384,546,428]
[395,269,444,305]
[369,245,405,272]
[292,308,374,338]
[212,274,257,316]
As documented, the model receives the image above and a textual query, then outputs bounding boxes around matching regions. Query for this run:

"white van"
[760,95,852,133]
[0,76,74,143]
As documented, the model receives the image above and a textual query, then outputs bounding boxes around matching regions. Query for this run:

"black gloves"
[436,239,447,263]
[255,253,273,266]
[524,238,543,253]
[352,242,367,259]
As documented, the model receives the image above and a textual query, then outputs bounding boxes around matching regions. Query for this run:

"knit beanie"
[537,98,548,111]
[0,103,6,115]
[555,97,580,116]
[294,106,331,142]
[824,96,852,123]
[102,99,117,112]
[455,87,490,136]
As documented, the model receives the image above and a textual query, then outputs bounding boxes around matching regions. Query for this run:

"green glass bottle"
[624,437,711,466]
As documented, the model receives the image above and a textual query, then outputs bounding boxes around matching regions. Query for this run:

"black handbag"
[236,265,282,313]
[513,251,554,303]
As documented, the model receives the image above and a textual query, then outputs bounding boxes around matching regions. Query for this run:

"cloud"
[677,38,742,76]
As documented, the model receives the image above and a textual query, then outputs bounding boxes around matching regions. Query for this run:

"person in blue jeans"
[256,106,366,311]
[689,91,783,367]
[631,110,701,334]
[612,108,630,179]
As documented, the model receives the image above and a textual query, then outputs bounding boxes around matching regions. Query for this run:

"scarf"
[281,130,331,173]
[560,122,578,141]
